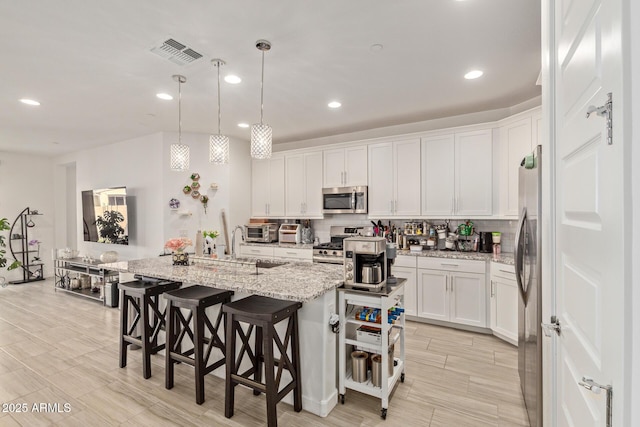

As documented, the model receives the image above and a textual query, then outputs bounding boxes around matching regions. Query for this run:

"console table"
[54,257,119,306]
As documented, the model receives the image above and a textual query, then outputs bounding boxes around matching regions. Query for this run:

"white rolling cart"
[337,280,406,419]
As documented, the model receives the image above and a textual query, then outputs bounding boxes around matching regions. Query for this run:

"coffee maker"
[343,237,387,291]
[479,232,493,253]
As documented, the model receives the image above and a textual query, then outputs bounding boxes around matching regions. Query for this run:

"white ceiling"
[0,0,541,156]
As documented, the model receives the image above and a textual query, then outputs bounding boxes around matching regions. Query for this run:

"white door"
[344,145,367,186]
[417,269,448,322]
[304,151,323,216]
[549,0,625,424]
[421,134,455,216]
[393,138,421,217]
[455,129,493,216]
[367,142,394,216]
[394,266,417,317]
[251,159,269,217]
[449,271,486,328]
[285,154,305,216]
[267,156,285,217]
[323,148,344,187]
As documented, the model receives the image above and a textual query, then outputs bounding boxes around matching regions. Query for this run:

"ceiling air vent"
[150,38,203,66]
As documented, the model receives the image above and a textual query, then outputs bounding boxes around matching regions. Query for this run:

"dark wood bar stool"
[223,295,303,427]
[164,285,234,404]
[119,279,181,379]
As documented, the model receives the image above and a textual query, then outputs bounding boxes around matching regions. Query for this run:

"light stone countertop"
[100,256,342,302]
[241,242,314,250]
[397,249,514,266]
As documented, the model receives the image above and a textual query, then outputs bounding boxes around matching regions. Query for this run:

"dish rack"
[337,281,406,420]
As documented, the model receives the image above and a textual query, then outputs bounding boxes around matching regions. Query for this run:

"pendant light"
[250,39,272,159]
[209,59,230,164]
[169,74,189,171]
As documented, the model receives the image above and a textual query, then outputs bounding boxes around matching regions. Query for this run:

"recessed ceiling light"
[370,44,384,52]
[156,93,173,100]
[238,123,249,128]
[20,99,40,106]
[328,101,342,109]
[224,75,242,84]
[464,70,484,79]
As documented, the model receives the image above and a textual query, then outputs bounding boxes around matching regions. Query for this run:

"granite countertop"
[397,249,514,265]
[241,242,314,250]
[101,256,342,302]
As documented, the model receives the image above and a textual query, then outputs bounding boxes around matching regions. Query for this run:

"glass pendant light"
[209,59,230,164]
[170,74,189,171]
[250,40,272,159]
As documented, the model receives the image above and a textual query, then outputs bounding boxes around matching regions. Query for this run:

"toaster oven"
[244,223,278,243]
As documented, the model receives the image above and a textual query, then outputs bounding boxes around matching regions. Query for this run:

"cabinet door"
[502,118,532,216]
[421,134,455,216]
[455,129,493,216]
[368,142,394,216]
[417,269,449,321]
[268,156,286,217]
[344,145,368,186]
[251,159,269,217]
[490,276,518,344]
[449,271,487,328]
[393,138,421,216]
[394,266,417,317]
[285,154,305,216]
[323,148,345,187]
[304,151,324,216]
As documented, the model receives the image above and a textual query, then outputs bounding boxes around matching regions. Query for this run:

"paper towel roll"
[195,230,203,257]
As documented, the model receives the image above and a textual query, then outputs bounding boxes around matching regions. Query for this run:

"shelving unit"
[337,280,406,420]
[54,257,119,305]
[8,207,44,284]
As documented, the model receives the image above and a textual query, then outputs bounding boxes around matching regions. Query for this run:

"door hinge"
[541,315,561,337]
[586,92,613,145]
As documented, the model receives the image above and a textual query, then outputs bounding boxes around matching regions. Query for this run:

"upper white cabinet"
[499,117,533,217]
[368,138,421,217]
[323,146,368,187]
[422,129,493,217]
[251,155,285,218]
[285,151,323,218]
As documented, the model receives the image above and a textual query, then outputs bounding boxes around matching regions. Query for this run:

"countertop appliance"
[343,236,387,291]
[478,231,493,253]
[279,223,301,244]
[516,145,542,427]
[322,186,367,214]
[244,223,278,243]
[313,225,373,264]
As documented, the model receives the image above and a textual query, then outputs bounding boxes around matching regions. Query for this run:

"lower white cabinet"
[393,266,417,316]
[490,262,518,345]
[417,258,487,328]
[239,245,313,263]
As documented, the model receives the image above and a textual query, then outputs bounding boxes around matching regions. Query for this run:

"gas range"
[312,225,373,264]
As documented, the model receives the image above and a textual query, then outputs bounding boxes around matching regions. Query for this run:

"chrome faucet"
[231,225,244,259]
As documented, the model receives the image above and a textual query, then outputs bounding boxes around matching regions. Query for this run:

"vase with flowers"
[202,230,219,256]
[28,239,41,262]
[165,237,193,265]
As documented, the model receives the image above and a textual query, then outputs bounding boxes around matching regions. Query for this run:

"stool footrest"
[231,374,267,393]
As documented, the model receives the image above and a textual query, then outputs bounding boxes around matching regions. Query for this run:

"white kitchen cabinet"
[368,139,421,217]
[239,245,313,263]
[393,266,417,316]
[421,129,493,217]
[490,262,518,345]
[251,155,285,218]
[285,151,323,218]
[323,145,368,187]
[417,258,487,328]
[239,245,275,259]
[499,117,532,217]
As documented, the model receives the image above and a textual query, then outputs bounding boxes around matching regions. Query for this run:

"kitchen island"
[101,256,343,417]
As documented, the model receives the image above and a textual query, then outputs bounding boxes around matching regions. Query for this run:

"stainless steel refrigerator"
[516,144,542,427]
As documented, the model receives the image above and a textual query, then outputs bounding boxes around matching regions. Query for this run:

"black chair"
[118,279,181,379]
[164,285,234,404]
[223,295,303,427]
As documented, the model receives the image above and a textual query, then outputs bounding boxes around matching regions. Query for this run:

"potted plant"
[1,218,21,286]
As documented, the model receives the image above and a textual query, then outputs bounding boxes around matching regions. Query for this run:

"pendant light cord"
[260,49,265,125]
[217,63,222,135]
[178,78,183,144]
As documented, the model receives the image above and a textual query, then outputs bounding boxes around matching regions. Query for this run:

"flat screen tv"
[82,187,129,245]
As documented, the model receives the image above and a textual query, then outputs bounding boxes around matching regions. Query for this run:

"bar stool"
[119,279,181,379]
[223,295,303,427]
[164,285,234,404]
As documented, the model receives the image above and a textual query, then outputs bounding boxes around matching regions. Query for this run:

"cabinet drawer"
[417,257,485,274]
[273,247,312,261]
[395,255,417,268]
[490,262,515,280]
[240,245,274,258]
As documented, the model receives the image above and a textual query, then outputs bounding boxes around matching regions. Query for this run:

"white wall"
[0,152,55,281]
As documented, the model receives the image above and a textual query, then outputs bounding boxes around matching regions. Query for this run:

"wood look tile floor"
[0,279,529,426]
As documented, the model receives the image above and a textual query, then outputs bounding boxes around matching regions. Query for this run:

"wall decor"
[183,185,191,194]
[169,198,180,209]
[190,172,200,181]
[191,190,201,199]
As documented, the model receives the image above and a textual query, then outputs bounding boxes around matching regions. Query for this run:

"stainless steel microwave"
[322,186,368,214]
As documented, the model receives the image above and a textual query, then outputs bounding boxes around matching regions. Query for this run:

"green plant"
[202,230,219,240]
[0,218,21,270]
[94,210,125,244]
